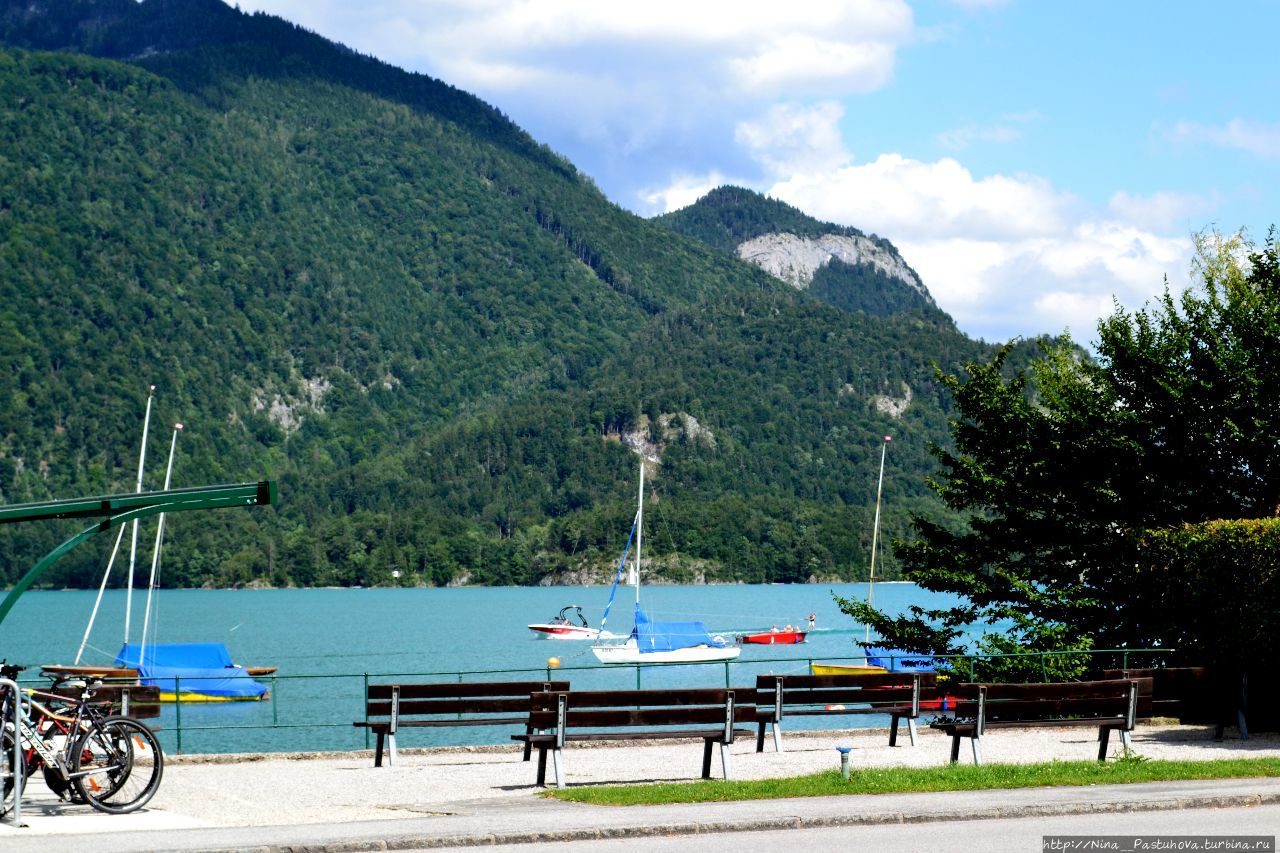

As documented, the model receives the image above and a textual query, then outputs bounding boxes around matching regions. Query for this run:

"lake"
[0,583,957,754]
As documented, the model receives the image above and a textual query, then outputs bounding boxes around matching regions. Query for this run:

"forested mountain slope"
[0,0,1021,589]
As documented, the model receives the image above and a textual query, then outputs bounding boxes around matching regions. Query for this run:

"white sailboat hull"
[591,640,741,665]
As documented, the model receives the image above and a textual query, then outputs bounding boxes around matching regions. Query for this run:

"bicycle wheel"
[70,716,163,814]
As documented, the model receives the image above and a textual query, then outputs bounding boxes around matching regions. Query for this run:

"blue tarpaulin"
[631,605,727,653]
[116,642,267,699]
[862,645,937,672]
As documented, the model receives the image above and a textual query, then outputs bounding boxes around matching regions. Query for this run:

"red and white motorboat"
[739,628,807,645]
[528,605,601,640]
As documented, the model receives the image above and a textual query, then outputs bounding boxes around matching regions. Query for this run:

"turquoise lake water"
[0,583,956,754]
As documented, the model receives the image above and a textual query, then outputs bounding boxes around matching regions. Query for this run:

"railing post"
[174,675,183,754]
[362,673,370,750]
[1040,653,1048,682]
[271,676,279,726]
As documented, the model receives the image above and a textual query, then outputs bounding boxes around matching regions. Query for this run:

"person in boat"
[770,624,779,633]
[783,624,794,633]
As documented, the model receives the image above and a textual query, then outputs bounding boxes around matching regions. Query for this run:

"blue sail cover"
[862,645,937,673]
[631,605,727,653]
[115,643,268,699]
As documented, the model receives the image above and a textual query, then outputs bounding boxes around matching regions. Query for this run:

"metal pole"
[126,384,156,643]
[2,678,22,827]
[174,676,183,754]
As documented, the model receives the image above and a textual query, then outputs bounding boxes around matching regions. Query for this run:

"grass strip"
[548,757,1280,806]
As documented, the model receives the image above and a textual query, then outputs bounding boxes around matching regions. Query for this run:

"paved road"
[474,804,1280,853]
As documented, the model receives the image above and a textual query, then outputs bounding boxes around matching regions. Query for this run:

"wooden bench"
[931,679,1147,765]
[1100,666,1247,737]
[511,688,758,789]
[752,672,939,752]
[353,679,568,767]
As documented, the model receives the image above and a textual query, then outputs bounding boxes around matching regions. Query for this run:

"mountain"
[655,186,947,324]
[0,0,1016,591]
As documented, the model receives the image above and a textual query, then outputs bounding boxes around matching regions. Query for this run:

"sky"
[231,0,1278,345]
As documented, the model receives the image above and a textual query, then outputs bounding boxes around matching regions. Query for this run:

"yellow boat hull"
[159,691,269,703]
[809,663,889,676]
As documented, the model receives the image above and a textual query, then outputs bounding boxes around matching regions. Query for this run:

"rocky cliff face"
[737,233,934,306]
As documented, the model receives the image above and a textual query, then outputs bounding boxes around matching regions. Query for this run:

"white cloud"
[761,154,1192,343]
[735,102,851,177]
[1107,190,1213,233]
[1168,118,1280,159]
[642,172,734,214]
[770,153,1072,241]
[937,111,1040,150]
[235,0,916,212]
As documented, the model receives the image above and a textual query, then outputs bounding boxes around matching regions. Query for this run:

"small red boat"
[739,628,807,645]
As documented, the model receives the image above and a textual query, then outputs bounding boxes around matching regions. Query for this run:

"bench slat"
[367,681,568,700]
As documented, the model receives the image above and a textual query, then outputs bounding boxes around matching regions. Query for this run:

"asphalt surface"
[2,725,1278,852]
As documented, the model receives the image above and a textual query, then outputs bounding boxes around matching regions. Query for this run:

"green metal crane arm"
[0,481,276,627]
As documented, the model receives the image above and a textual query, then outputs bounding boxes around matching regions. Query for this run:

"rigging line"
[74,524,127,665]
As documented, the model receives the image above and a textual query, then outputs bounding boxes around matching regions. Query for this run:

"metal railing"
[10,648,1173,755]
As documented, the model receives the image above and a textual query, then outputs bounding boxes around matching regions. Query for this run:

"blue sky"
[232,0,1277,345]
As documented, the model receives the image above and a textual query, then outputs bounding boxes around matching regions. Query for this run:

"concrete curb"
[177,789,1280,853]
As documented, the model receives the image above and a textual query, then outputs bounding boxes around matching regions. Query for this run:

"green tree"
[839,229,1280,673]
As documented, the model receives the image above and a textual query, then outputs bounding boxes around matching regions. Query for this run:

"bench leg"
[522,729,534,762]
[702,739,713,779]
[552,748,566,789]
[535,746,548,786]
[970,736,983,766]
[374,731,385,768]
[949,733,961,764]
[889,714,900,747]
[1097,727,1111,761]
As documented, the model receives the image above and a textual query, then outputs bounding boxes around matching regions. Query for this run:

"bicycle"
[1,662,164,815]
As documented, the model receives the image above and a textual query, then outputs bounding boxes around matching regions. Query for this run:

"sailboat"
[590,457,740,665]
[43,393,272,701]
[813,435,936,677]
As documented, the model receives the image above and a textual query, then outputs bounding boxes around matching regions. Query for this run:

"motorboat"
[528,605,601,640]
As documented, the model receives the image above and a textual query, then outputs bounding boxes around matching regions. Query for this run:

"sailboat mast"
[140,423,182,666]
[866,435,891,644]
[634,457,643,605]
[124,384,156,644]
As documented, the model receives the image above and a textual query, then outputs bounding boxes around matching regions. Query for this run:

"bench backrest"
[753,672,937,717]
[951,679,1146,734]
[529,688,758,747]
[366,680,570,720]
